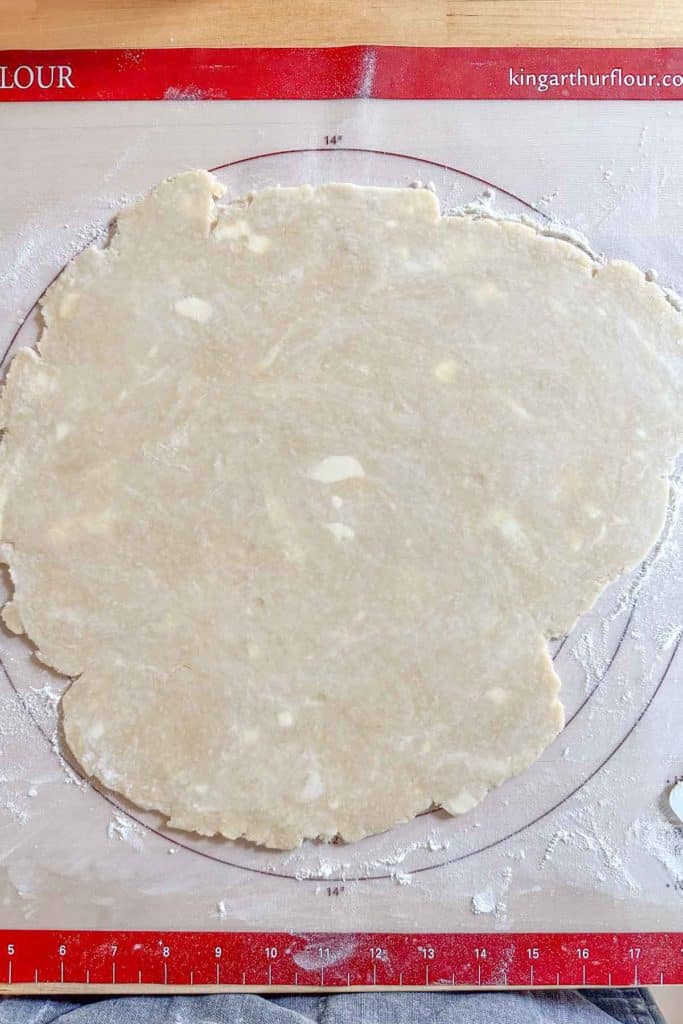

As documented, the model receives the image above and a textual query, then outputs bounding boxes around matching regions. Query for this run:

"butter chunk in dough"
[0,172,681,848]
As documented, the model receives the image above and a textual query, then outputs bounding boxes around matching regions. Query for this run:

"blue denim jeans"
[0,990,666,1023]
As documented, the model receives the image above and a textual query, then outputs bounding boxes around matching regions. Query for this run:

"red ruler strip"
[0,47,682,101]
[1,932,681,989]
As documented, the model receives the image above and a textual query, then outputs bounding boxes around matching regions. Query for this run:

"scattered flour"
[427,832,450,853]
[541,808,641,895]
[0,778,29,825]
[471,867,512,918]
[628,818,682,890]
[471,888,496,915]
[106,811,144,851]
[284,829,452,882]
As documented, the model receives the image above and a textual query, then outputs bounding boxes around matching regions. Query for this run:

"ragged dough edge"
[0,174,458,675]
[0,170,681,848]
[447,201,683,381]
[438,212,682,640]
[195,713,562,847]
[543,470,673,641]
[1,600,23,634]
[62,643,564,849]
[0,171,226,664]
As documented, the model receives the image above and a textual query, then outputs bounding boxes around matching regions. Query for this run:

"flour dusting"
[107,811,144,851]
[628,818,682,891]
[471,867,512,919]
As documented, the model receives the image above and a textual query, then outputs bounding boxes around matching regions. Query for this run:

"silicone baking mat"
[0,47,681,991]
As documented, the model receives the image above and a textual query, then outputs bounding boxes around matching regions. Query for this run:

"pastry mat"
[0,46,681,992]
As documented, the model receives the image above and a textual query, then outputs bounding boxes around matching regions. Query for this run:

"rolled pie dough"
[0,172,681,849]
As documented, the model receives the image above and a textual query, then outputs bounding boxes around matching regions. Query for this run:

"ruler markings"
[3,931,681,988]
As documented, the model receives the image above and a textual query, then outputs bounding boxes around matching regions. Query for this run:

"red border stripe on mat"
[0,47,682,101]
[1,931,682,989]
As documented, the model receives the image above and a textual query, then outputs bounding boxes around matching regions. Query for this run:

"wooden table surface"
[1,0,682,49]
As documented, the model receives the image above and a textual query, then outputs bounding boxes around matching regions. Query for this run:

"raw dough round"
[0,172,681,848]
